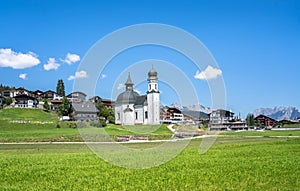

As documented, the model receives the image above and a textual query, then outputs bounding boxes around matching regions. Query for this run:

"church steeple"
[147,68,159,93]
[125,72,134,92]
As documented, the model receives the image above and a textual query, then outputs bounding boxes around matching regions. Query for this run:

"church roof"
[116,91,140,104]
[125,73,133,85]
[148,68,158,80]
[134,95,147,106]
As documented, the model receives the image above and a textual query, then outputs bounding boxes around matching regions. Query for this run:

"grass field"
[0,108,173,142]
[221,130,300,137]
[0,137,299,190]
[0,108,299,190]
[0,108,57,121]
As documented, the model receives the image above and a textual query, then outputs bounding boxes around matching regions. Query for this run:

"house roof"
[67,92,87,97]
[34,90,44,93]
[134,95,147,106]
[41,90,57,94]
[72,103,99,113]
[14,94,37,100]
[255,114,277,122]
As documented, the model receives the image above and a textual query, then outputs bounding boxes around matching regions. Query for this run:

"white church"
[114,69,160,125]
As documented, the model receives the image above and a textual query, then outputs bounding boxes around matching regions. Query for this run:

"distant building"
[71,103,99,122]
[14,94,38,108]
[50,100,63,111]
[1,89,14,98]
[14,87,31,97]
[88,96,101,103]
[89,96,115,108]
[255,115,277,127]
[67,92,87,102]
[209,109,246,130]
[114,69,160,125]
[160,106,184,124]
[41,90,62,100]
[32,90,44,100]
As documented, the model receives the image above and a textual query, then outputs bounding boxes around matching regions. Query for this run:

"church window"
[145,111,148,119]
[135,112,138,120]
[155,84,157,90]
[117,113,120,120]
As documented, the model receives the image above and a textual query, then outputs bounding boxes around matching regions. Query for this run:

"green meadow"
[0,108,299,190]
[0,137,299,190]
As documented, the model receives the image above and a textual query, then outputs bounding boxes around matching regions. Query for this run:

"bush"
[99,117,107,127]
[75,122,87,128]
[90,121,104,128]
[107,115,115,124]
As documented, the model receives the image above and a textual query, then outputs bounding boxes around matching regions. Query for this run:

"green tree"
[246,114,255,126]
[58,97,71,116]
[95,100,115,124]
[56,79,65,96]
[43,100,50,111]
[3,97,13,106]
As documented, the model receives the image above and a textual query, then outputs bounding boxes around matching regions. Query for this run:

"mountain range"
[253,106,300,121]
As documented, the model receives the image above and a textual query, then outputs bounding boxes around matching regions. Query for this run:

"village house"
[32,90,44,100]
[50,100,63,111]
[209,109,246,130]
[13,94,38,108]
[41,90,63,100]
[254,115,277,127]
[71,103,99,122]
[67,92,86,103]
[88,96,115,108]
[160,106,184,124]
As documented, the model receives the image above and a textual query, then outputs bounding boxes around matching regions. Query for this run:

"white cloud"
[43,58,60,71]
[19,73,27,80]
[101,74,107,79]
[63,53,80,64]
[117,83,124,90]
[68,70,88,80]
[0,48,40,69]
[194,65,222,80]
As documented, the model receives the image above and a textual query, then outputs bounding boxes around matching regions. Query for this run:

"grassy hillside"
[0,137,299,190]
[0,108,172,142]
[0,108,57,121]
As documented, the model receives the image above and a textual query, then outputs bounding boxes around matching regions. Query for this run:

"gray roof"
[116,91,140,104]
[72,103,99,113]
[134,95,147,106]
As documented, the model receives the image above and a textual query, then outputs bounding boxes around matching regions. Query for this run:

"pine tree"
[246,114,255,126]
[56,79,65,96]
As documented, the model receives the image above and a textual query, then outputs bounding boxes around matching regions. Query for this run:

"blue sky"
[0,0,299,117]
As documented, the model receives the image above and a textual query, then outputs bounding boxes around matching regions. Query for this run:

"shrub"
[90,121,104,128]
[107,115,115,124]
[99,117,107,127]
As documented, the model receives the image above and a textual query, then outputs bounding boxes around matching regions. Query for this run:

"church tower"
[147,68,160,124]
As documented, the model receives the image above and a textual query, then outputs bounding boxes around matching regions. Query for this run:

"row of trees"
[246,113,264,127]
